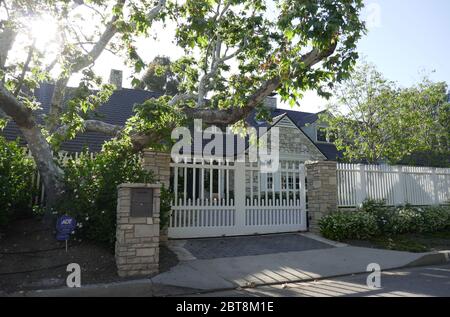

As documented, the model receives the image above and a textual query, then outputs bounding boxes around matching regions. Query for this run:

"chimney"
[264,96,277,110]
[109,69,123,89]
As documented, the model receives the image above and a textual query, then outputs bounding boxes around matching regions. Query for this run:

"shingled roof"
[1,83,342,160]
[2,83,161,152]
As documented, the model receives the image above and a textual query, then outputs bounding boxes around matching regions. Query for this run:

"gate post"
[142,150,171,188]
[142,149,171,244]
[234,161,246,228]
[305,161,337,233]
[115,183,161,277]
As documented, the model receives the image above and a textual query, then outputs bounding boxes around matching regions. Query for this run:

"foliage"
[134,56,179,95]
[59,141,154,247]
[0,136,36,225]
[160,186,173,230]
[169,0,365,113]
[322,62,450,165]
[318,211,379,241]
[0,0,366,211]
[320,199,450,241]
[124,95,186,151]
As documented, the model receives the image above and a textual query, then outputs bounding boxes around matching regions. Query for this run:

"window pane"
[317,128,327,142]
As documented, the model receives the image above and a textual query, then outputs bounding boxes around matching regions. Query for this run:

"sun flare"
[28,16,58,50]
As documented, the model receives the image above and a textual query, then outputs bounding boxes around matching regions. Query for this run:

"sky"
[288,0,450,112]
[79,0,450,114]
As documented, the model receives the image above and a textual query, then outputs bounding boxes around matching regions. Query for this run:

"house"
[1,84,342,162]
[1,73,343,238]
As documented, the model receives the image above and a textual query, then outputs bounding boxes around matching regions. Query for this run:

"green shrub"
[0,136,36,225]
[160,186,173,230]
[318,211,379,241]
[60,144,154,248]
[363,202,450,235]
[417,206,450,233]
[359,199,394,231]
[319,200,450,241]
[381,206,423,234]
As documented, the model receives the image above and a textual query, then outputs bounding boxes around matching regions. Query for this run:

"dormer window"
[317,127,328,142]
[316,126,335,143]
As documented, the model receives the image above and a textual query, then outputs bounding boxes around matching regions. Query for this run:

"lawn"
[347,231,450,253]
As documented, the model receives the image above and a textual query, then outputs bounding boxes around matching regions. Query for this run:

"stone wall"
[142,150,171,188]
[305,161,337,233]
[142,150,171,245]
[115,183,161,277]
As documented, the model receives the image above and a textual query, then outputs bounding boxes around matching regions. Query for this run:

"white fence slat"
[337,163,450,207]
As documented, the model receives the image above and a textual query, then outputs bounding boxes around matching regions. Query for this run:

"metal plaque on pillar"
[130,188,153,217]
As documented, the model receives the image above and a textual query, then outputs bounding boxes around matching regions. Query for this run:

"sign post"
[56,215,77,252]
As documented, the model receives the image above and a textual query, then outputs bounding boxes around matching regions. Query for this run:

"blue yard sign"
[56,215,77,242]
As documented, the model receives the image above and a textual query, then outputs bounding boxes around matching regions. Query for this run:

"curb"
[404,250,450,268]
[5,250,450,297]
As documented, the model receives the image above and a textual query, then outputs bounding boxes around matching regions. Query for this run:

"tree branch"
[0,84,35,128]
[48,0,167,130]
[13,41,34,96]
[168,93,198,107]
[55,119,122,138]
[185,43,338,125]
[0,24,16,71]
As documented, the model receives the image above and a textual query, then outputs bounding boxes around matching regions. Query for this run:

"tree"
[398,79,450,167]
[322,62,450,165]
[0,0,365,211]
[135,55,179,95]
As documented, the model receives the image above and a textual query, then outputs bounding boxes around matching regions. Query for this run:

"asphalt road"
[194,264,450,297]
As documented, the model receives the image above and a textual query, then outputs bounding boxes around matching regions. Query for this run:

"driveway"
[173,233,335,260]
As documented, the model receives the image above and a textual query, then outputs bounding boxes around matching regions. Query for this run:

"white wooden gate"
[169,158,307,238]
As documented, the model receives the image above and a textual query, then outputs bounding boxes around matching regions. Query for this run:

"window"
[267,175,273,190]
[317,127,328,142]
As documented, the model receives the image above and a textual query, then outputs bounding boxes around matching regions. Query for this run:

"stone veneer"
[305,161,337,233]
[142,150,171,245]
[115,183,161,277]
[142,150,171,188]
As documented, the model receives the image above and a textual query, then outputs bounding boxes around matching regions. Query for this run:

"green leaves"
[0,136,36,224]
[169,0,364,111]
[60,147,154,247]
[323,62,450,166]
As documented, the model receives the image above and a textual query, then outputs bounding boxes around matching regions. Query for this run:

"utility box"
[130,188,153,217]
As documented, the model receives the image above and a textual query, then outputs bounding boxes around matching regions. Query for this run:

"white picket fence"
[169,157,307,238]
[337,163,450,207]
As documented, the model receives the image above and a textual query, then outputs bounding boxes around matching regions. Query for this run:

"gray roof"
[2,83,161,152]
[1,83,342,160]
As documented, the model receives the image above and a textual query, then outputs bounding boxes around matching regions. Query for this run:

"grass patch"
[347,230,450,253]
[369,235,429,253]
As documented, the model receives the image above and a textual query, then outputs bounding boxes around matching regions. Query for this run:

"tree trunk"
[0,86,65,220]
[21,126,66,209]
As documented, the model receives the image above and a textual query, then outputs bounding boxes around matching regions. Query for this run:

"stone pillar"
[305,161,337,233]
[142,150,171,188]
[142,150,171,245]
[115,183,161,277]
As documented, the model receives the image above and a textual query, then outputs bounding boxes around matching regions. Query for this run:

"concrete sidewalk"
[7,246,449,297]
[150,246,449,290]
